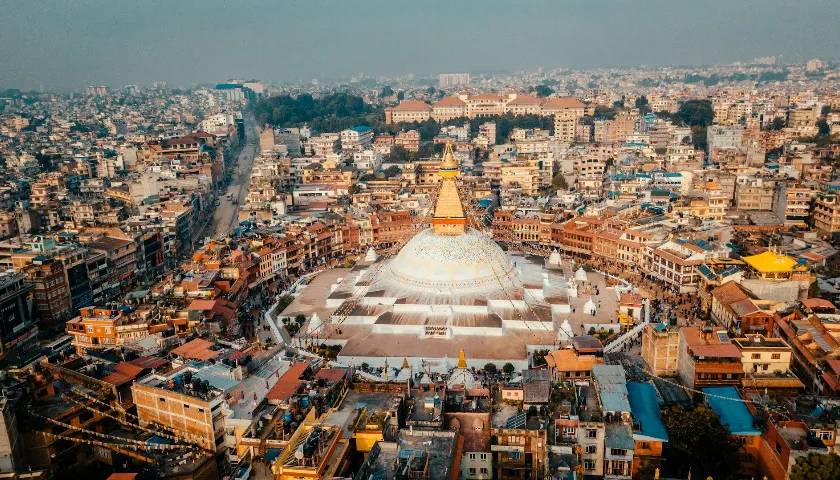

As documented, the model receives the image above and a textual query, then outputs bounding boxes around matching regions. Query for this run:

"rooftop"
[703,386,761,436]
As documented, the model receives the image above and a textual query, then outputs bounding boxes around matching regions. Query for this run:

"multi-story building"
[709,281,777,335]
[21,256,72,329]
[385,100,431,124]
[432,96,468,122]
[813,193,840,235]
[0,271,36,362]
[735,177,776,211]
[554,111,577,145]
[641,323,680,376]
[774,183,817,228]
[65,305,162,354]
[677,326,744,389]
[133,368,229,452]
[340,126,374,151]
[438,73,470,89]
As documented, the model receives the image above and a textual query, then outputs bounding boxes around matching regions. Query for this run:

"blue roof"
[627,382,669,442]
[703,387,761,436]
[352,125,372,133]
[593,365,631,413]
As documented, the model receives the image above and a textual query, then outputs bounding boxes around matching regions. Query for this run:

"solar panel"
[506,412,527,429]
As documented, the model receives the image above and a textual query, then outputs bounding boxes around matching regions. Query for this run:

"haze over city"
[1,0,839,89]
[1,3,840,480]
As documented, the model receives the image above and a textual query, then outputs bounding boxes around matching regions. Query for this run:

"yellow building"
[351,408,394,453]
[741,250,798,280]
[731,335,793,375]
[271,410,350,480]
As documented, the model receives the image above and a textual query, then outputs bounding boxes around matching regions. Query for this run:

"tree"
[674,99,714,127]
[382,165,402,178]
[396,91,405,101]
[294,314,307,326]
[483,363,497,375]
[817,118,830,137]
[551,173,568,190]
[661,406,740,480]
[635,95,650,115]
[593,105,617,120]
[379,86,394,98]
[821,105,832,116]
[532,349,549,367]
[534,85,554,98]
[502,362,515,375]
[790,452,840,480]
[768,117,787,131]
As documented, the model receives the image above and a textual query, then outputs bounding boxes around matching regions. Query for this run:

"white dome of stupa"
[382,228,519,297]
[575,267,588,283]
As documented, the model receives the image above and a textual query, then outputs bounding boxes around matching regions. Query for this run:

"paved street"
[211,113,260,238]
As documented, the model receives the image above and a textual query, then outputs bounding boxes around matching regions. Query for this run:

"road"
[211,113,260,238]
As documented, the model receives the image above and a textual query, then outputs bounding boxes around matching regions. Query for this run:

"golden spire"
[439,142,459,178]
[402,357,410,370]
[432,142,467,235]
[457,348,467,369]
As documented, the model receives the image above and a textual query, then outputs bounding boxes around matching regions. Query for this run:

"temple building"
[295,144,631,372]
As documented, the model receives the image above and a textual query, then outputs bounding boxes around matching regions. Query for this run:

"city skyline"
[1,0,838,90]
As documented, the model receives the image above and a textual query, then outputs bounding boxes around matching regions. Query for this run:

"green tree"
[483,363,497,375]
[382,165,402,178]
[661,406,740,480]
[534,85,554,98]
[532,349,549,367]
[790,452,840,480]
[551,173,568,190]
[674,99,714,127]
[502,362,515,375]
[768,117,787,131]
[396,91,404,101]
[380,86,394,98]
[593,105,617,120]
[635,95,650,115]
[817,118,830,137]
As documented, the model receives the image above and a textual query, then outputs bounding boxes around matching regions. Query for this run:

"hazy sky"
[1,0,838,90]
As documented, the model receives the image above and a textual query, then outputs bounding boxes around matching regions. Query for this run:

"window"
[771,353,781,360]
[587,429,598,439]
[585,444,597,454]
[751,353,761,359]
[159,397,166,403]
[480,453,487,460]
[468,468,476,475]
[611,448,627,457]
[583,459,596,471]
[480,468,488,474]
[640,442,650,450]
[819,431,834,440]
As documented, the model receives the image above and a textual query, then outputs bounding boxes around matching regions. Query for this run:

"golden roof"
[743,250,797,274]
